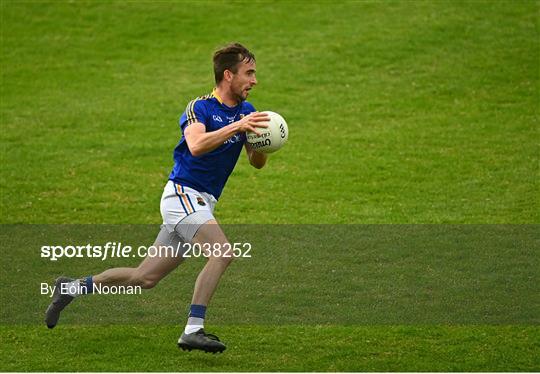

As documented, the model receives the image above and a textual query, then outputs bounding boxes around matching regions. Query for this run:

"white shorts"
[160,180,217,242]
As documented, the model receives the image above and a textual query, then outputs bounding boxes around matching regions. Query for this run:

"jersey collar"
[212,88,243,110]
[212,88,224,104]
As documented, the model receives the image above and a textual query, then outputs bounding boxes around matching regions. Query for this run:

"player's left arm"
[245,143,267,169]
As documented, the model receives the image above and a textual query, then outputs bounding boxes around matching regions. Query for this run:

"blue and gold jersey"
[168,89,256,199]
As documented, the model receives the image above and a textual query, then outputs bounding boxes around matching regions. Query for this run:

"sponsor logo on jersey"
[212,115,223,123]
[224,133,243,145]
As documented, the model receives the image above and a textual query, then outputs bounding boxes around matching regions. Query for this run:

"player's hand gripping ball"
[246,111,288,153]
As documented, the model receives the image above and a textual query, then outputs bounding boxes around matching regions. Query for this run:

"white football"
[246,111,288,153]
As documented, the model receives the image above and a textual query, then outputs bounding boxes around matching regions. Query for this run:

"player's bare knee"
[209,252,234,268]
[132,271,161,289]
[222,254,234,266]
[141,275,160,289]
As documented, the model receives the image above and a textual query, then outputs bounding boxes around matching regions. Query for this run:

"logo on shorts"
[196,197,206,206]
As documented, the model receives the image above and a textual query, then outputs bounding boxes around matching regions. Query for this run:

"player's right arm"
[184,112,269,157]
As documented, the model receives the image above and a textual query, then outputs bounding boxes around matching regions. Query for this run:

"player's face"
[230,59,257,102]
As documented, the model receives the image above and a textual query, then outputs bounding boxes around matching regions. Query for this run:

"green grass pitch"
[1,0,539,371]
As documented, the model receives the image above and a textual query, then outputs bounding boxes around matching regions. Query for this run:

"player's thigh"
[192,219,231,260]
[136,226,185,280]
[193,219,228,245]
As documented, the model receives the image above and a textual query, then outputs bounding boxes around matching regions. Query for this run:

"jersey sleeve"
[180,99,208,131]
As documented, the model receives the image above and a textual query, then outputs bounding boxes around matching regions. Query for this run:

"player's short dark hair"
[213,43,255,84]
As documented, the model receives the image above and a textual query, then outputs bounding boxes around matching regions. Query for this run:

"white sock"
[184,317,204,334]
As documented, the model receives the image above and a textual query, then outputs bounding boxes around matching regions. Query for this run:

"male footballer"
[45,43,270,353]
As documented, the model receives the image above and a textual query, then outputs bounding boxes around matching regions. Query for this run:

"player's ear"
[224,69,234,82]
